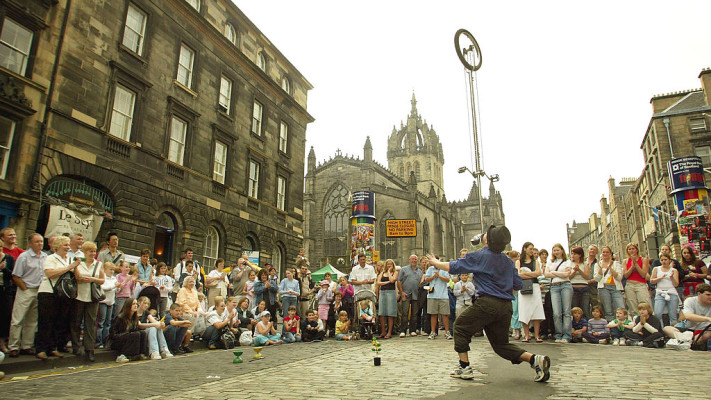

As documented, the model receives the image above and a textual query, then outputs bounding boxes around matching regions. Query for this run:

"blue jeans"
[598,284,625,322]
[282,296,297,318]
[254,333,281,346]
[653,292,679,326]
[97,303,113,346]
[550,282,572,341]
[145,326,168,354]
[164,325,188,350]
[283,331,301,343]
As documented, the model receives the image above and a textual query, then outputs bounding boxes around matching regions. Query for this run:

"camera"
[470,233,484,246]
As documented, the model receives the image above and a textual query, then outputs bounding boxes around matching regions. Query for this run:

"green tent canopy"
[311,264,347,283]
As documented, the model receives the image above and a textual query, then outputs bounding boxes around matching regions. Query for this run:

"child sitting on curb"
[607,308,633,346]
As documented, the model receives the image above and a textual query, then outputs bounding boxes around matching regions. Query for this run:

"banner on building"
[44,205,104,241]
[668,156,708,194]
[351,191,375,219]
[385,219,417,237]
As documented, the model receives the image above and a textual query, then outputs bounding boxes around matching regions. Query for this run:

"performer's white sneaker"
[451,365,476,380]
[532,354,550,383]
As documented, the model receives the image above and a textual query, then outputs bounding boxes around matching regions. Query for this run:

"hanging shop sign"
[44,205,104,241]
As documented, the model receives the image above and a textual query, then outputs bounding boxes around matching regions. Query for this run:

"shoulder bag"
[90,261,106,302]
[50,255,77,300]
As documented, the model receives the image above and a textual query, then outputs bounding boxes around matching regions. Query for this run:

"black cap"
[487,225,511,253]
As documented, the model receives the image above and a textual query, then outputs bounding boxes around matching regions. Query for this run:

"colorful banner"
[668,156,707,194]
[44,205,104,241]
[351,217,375,266]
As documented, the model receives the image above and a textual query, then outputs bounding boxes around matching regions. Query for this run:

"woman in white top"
[205,258,229,308]
[71,241,105,362]
[153,262,173,318]
[568,247,591,319]
[594,246,624,322]
[544,243,573,343]
[650,252,680,326]
[516,242,545,343]
[36,236,81,359]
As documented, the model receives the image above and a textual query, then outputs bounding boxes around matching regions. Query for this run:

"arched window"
[203,226,219,271]
[422,219,430,255]
[406,162,412,179]
[398,163,404,178]
[414,161,421,180]
[324,184,350,259]
[380,212,398,261]
[281,76,290,93]
[256,52,266,71]
[224,23,236,45]
[272,242,285,278]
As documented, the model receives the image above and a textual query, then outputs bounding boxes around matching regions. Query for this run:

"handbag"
[52,271,77,300]
[520,279,534,295]
[90,262,106,302]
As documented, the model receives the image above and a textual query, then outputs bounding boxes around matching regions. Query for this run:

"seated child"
[335,311,354,341]
[254,311,282,346]
[624,302,665,348]
[282,305,301,343]
[607,307,634,346]
[359,300,375,339]
[581,306,610,344]
[163,303,192,354]
[571,307,587,343]
[301,309,326,342]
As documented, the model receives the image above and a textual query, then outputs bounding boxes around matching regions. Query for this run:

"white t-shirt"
[349,264,376,294]
[683,296,711,331]
[205,309,228,326]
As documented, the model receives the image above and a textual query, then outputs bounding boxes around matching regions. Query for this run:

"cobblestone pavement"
[0,335,708,399]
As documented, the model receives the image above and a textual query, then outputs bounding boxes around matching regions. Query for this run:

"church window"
[415,161,421,180]
[324,184,350,259]
[380,212,398,261]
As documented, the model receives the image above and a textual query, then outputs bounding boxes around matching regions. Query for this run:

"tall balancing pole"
[455,29,496,231]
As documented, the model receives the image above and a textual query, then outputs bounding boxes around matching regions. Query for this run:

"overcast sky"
[235,0,711,255]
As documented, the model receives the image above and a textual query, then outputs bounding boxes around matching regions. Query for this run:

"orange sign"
[385,219,417,237]
[372,251,380,262]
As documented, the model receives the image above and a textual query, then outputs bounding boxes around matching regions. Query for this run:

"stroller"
[353,289,377,340]
[138,285,161,312]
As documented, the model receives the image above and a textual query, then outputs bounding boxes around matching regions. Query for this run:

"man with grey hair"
[8,233,45,357]
[67,233,84,260]
[398,254,423,337]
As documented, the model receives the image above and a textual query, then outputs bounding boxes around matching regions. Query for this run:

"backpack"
[220,328,236,349]
[239,330,253,346]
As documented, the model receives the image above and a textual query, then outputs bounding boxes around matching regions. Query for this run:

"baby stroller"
[138,285,161,312]
[353,289,377,340]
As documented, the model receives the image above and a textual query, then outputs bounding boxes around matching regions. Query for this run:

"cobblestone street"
[1,335,708,399]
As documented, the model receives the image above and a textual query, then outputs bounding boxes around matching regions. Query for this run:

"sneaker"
[612,339,620,346]
[181,346,194,353]
[599,339,607,344]
[582,338,588,343]
[445,331,453,340]
[97,344,104,349]
[400,332,406,338]
[532,355,551,383]
[150,351,161,360]
[422,331,429,336]
[116,354,129,363]
[428,332,436,340]
[637,340,644,346]
[160,349,173,359]
[451,365,476,380]
[559,339,569,344]
[410,331,418,337]
[554,339,562,343]
[619,338,626,346]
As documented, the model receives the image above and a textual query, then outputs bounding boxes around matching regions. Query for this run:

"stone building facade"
[0,0,313,275]
[303,95,505,268]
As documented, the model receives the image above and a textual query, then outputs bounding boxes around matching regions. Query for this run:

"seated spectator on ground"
[163,302,192,354]
[252,300,267,319]
[301,309,326,342]
[203,300,234,350]
[335,311,355,341]
[663,283,711,347]
[625,302,665,348]
[136,296,172,359]
[236,297,257,332]
[110,298,148,363]
[254,311,282,346]
[571,307,587,343]
[607,308,634,346]
[282,305,301,343]
[581,306,609,344]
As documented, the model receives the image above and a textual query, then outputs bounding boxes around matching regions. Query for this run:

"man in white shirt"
[349,254,376,296]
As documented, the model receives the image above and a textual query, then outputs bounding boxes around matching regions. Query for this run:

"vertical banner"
[668,157,711,258]
[350,191,375,265]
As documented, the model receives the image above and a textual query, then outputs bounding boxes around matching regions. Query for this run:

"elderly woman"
[176,276,200,334]
[36,236,80,359]
[71,241,105,362]
[205,258,229,308]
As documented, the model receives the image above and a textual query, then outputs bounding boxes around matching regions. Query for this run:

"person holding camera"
[230,255,256,304]
[425,225,550,382]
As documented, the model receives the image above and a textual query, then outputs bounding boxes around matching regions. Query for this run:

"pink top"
[626,258,646,283]
[338,284,354,300]
[116,273,135,298]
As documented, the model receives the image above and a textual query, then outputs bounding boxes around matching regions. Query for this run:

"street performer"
[425,225,550,382]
